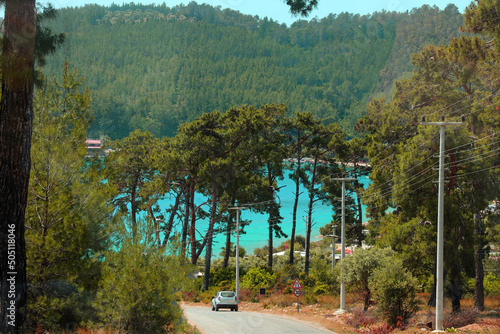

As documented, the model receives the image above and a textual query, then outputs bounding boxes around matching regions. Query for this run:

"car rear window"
[221,292,235,297]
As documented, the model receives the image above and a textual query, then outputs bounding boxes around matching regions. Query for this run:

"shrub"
[95,242,192,333]
[27,281,97,332]
[313,283,331,295]
[464,273,500,297]
[304,293,317,304]
[444,308,477,329]
[240,266,276,290]
[368,323,394,334]
[181,291,200,303]
[369,257,420,327]
[338,247,396,311]
[484,273,500,296]
[345,308,377,328]
[199,287,219,304]
[273,258,305,278]
[239,288,259,302]
[209,267,235,287]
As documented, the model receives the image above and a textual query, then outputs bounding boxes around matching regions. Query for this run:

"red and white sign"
[292,278,303,290]
[293,289,302,297]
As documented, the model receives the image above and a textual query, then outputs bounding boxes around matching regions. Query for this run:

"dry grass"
[75,329,119,334]
[260,293,297,308]
[241,293,500,334]
[316,295,340,308]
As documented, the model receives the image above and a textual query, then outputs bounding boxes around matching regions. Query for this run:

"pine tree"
[0,1,37,331]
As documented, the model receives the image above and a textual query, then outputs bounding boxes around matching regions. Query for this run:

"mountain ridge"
[42,2,464,139]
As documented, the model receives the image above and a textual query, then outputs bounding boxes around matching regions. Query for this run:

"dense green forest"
[42,2,464,139]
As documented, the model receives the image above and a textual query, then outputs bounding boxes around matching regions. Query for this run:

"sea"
[157,171,371,256]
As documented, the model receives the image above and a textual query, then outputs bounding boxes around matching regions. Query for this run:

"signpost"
[292,278,302,313]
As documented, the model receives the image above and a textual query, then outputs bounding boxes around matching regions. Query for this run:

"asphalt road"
[182,305,333,334]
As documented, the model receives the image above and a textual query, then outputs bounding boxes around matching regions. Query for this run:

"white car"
[211,291,238,311]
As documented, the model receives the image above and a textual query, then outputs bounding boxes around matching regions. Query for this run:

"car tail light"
[235,296,237,302]
[218,296,221,301]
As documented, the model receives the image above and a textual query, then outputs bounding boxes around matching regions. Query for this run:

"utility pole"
[332,177,356,314]
[421,115,464,332]
[328,224,338,270]
[229,206,246,303]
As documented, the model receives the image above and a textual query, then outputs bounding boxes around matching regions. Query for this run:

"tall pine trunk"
[189,182,197,264]
[267,164,274,268]
[451,237,462,313]
[304,157,318,275]
[181,183,190,258]
[202,182,217,291]
[289,145,302,265]
[223,221,231,268]
[0,1,37,332]
[474,213,484,311]
[130,178,138,242]
[161,189,181,246]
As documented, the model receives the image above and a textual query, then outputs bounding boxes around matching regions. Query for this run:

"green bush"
[240,266,276,290]
[181,290,200,302]
[313,283,331,295]
[199,286,220,304]
[369,257,421,327]
[209,266,236,287]
[338,247,395,311]
[466,273,500,297]
[274,262,305,283]
[304,293,317,304]
[95,242,192,333]
[27,283,96,332]
[484,273,500,296]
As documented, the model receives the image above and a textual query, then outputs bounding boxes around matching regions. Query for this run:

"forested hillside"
[43,2,464,139]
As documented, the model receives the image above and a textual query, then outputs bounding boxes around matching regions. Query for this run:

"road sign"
[292,278,303,290]
[293,289,302,297]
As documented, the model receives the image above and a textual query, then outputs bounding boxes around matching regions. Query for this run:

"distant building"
[86,139,102,157]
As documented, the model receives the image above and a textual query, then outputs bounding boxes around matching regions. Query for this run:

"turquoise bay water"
[157,172,370,256]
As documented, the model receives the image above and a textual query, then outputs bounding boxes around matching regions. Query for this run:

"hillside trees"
[41,3,464,140]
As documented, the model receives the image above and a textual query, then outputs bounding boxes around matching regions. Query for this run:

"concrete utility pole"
[328,224,338,270]
[332,177,356,314]
[421,115,464,332]
[229,206,246,303]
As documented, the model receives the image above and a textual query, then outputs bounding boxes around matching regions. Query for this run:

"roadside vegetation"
[11,0,500,333]
[182,239,500,333]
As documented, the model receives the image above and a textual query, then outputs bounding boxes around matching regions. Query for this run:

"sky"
[46,0,474,26]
